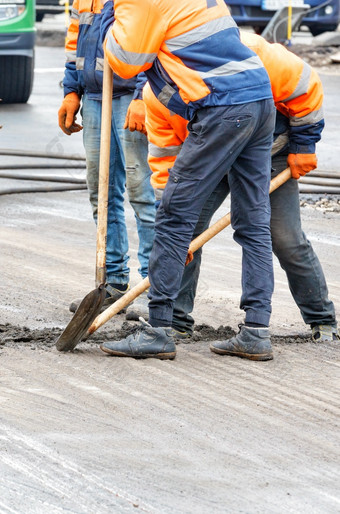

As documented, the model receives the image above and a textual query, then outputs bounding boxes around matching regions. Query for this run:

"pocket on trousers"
[221,113,253,127]
[162,173,180,213]
[187,112,209,138]
[162,172,201,216]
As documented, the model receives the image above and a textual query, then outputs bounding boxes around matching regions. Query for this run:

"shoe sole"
[100,345,176,360]
[210,346,273,361]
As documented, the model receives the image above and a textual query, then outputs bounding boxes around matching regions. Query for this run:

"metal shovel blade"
[56,285,106,352]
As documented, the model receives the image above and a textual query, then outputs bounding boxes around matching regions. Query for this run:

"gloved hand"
[124,99,147,135]
[287,153,317,180]
[58,92,83,136]
[185,249,194,266]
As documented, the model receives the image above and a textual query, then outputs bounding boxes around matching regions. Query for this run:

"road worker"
[138,32,339,349]
[57,0,155,317]
[99,0,276,361]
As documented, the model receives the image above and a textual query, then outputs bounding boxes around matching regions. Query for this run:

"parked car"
[35,0,65,22]
[225,0,340,36]
[0,0,35,103]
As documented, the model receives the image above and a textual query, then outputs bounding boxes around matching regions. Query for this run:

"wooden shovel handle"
[96,57,113,287]
[88,167,291,334]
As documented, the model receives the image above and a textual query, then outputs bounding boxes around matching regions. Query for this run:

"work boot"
[100,318,176,359]
[169,327,192,342]
[210,325,273,361]
[69,283,130,314]
[125,291,149,321]
[311,324,340,342]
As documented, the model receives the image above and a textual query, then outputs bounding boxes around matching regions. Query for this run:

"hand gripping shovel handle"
[88,167,292,335]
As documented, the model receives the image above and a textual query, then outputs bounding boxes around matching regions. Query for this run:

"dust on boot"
[100,318,176,359]
[311,324,340,342]
[210,324,273,361]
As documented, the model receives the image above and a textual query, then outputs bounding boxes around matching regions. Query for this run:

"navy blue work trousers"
[172,154,337,334]
[148,100,276,328]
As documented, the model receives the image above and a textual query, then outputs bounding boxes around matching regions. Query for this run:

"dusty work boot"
[210,325,273,361]
[311,324,340,342]
[169,327,192,342]
[125,291,149,321]
[100,318,176,359]
[69,283,130,314]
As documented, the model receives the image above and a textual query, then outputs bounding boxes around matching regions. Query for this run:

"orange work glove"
[287,153,317,180]
[185,249,194,266]
[123,99,147,135]
[58,92,83,136]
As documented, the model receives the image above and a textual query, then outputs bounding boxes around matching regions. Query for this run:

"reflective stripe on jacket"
[145,32,324,189]
[63,0,136,99]
[103,0,273,120]
[144,82,188,189]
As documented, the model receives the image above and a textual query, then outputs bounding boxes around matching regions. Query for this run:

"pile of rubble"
[300,195,340,212]
[291,30,340,72]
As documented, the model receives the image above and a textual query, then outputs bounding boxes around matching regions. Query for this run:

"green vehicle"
[0,0,35,103]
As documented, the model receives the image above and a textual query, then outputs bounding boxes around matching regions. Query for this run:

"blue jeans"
[82,93,155,284]
[270,154,336,326]
[172,154,337,334]
[172,175,229,334]
[148,100,275,328]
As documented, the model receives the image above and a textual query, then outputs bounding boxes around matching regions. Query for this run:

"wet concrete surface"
[0,41,340,513]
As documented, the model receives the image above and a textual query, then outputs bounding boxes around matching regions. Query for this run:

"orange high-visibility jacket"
[145,32,324,190]
[63,0,137,99]
[102,0,272,120]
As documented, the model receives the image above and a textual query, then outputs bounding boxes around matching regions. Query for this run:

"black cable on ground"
[0,172,86,184]
[0,164,85,170]
[299,177,340,188]
[298,184,340,194]
[1,149,340,195]
[307,172,340,179]
[0,148,86,161]
[0,184,87,195]
[0,149,87,194]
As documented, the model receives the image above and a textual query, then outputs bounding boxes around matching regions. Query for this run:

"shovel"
[56,57,113,352]
[57,166,291,351]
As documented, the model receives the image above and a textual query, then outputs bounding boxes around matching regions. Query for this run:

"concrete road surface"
[0,43,339,513]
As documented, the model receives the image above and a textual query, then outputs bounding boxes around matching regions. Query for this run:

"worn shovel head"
[56,285,106,352]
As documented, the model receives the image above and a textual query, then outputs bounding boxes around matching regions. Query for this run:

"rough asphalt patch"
[0,321,314,349]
